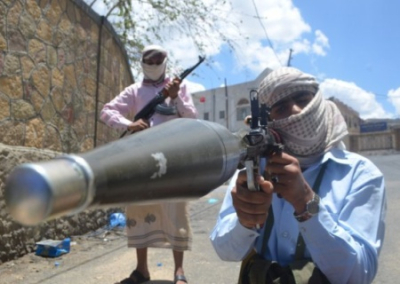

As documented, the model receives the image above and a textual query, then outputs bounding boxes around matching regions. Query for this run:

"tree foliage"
[87,0,241,73]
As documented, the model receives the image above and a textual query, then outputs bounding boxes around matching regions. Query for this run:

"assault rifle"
[120,55,206,138]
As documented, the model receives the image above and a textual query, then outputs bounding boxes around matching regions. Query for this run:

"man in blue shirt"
[210,67,386,284]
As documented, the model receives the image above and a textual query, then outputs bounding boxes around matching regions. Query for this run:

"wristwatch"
[294,193,320,222]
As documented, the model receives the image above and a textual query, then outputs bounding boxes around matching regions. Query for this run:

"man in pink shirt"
[100,45,197,284]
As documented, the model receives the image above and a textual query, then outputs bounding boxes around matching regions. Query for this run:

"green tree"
[87,0,242,71]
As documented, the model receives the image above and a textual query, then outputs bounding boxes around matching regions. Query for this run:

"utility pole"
[224,78,229,129]
[212,89,216,122]
[287,48,293,66]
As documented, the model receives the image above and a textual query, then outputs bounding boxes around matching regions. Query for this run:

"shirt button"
[281,231,289,238]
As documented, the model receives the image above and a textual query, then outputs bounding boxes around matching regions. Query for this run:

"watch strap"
[293,162,328,222]
[294,193,319,222]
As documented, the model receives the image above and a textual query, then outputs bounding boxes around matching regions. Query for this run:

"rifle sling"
[260,161,328,260]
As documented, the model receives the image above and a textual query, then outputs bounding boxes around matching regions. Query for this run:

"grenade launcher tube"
[5,119,246,226]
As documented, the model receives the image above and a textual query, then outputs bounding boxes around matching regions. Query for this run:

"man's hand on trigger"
[231,170,273,229]
[127,119,150,133]
[165,78,181,99]
[266,152,314,214]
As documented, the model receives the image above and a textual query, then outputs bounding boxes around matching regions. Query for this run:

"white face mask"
[141,58,167,82]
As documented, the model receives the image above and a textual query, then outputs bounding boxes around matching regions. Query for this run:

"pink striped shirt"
[100,78,198,131]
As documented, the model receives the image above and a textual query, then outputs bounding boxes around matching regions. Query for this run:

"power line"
[250,0,283,66]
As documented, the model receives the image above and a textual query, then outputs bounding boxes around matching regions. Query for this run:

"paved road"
[0,153,399,284]
[0,186,239,284]
[368,154,400,284]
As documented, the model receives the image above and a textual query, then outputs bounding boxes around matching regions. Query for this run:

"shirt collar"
[321,148,350,165]
[304,148,350,173]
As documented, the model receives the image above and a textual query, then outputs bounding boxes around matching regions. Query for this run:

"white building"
[192,68,272,132]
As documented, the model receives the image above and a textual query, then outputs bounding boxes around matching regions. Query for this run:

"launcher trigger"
[245,159,260,191]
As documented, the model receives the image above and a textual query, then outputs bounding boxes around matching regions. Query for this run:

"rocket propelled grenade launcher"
[5,91,283,226]
[5,119,245,226]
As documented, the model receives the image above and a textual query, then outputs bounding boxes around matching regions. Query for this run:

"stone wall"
[0,0,134,152]
[0,0,134,264]
[0,143,121,264]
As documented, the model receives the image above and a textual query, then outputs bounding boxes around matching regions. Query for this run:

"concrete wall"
[193,68,272,133]
[350,130,400,153]
[0,0,134,264]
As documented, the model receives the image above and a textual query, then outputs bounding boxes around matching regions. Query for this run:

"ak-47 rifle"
[120,55,206,138]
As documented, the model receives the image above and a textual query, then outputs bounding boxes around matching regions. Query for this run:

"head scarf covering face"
[140,45,167,83]
[258,67,348,167]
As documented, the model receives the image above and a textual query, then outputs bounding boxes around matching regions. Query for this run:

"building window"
[219,111,225,119]
[236,98,250,121]
[237,107,251,121]
[204,112,209,120]
[237,98,249,105]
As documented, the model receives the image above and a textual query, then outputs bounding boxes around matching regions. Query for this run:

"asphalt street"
[0,186,239,284]
[367,154,400,284]
[0,153,399,284]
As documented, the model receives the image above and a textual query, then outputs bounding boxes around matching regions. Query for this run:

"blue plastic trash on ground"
[35,238,70,257]
[207,198,219,204]
[109,212,126,228]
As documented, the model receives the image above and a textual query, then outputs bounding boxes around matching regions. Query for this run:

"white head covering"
[140,45,167,83]
[258,67,348,167]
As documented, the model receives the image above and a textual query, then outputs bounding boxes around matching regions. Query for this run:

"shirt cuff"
[119,117,133,126]
[110,117,132,131]
[231,219,260,244]
[297,201,337,245]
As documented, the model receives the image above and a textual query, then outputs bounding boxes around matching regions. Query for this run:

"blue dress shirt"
[210,149,386,284]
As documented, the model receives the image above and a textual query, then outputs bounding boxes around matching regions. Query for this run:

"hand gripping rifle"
[5,88,283,226]
[241,90,284,191]
[120,55,206,138]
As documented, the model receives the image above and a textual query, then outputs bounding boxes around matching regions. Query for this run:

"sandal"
[174,274,188,284]
[118,270,150,284]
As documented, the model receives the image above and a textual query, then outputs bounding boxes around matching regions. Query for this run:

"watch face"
[307,194,320,215]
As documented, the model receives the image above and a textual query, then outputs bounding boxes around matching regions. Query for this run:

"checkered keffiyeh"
[258,67,348,167]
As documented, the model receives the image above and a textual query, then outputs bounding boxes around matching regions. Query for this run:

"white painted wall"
[192,68,272,132]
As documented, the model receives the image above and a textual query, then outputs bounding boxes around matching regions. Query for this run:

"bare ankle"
[135,268,150,278]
